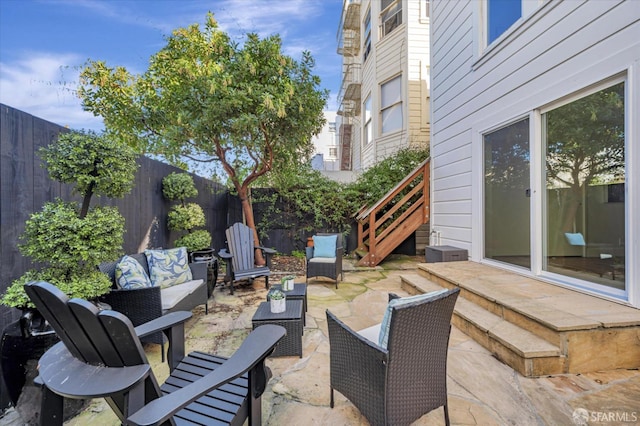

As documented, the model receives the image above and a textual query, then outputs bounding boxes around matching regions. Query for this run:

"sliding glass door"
[542,82,626,291]
[484,118,531,269]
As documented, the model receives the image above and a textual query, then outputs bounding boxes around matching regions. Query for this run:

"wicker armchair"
[326,288,460,426]
[306,233,343,288]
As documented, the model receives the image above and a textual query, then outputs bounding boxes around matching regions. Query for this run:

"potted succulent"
[281,275,295,292]
[270,289,286,313]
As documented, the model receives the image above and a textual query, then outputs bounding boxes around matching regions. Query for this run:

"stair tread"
[400,273,561,358]
[456,298,561,358]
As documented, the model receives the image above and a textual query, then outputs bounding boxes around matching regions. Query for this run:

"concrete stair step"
[400,272,565,376]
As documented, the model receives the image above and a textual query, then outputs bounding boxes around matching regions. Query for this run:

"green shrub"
[1,131,133,309]
[19,200,125,268]
[162,172,212,251]
[175,230,212,252]
[347,147,430,208]
[2,201,124,308]
[2,269,113,309]
[167,203,206,231]
[41,130,137,199]
[254,147,429,252]
[162,172,198,203]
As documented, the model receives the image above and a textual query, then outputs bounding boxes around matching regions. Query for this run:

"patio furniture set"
[20,223,459,425]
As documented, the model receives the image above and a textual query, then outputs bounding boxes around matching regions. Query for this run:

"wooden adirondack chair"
[24,281,285,426]
[218,223,276,294]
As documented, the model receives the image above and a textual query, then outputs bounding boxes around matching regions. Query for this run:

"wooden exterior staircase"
[356,159,430,267]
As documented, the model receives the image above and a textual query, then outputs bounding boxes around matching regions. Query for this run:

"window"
[485,0,544,46]
[484,118,531,269]
[363,9,372,62]
[421,0,430,20]
[363,95,372,145]
[542,81,626,291]
[380,76,402,134]
[328,147,338,158]
[329,122,336,133]
[487,0,521,44]
[381,0,402,38]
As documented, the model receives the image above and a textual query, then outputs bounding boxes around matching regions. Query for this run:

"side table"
[267,283,307,324]
[190,248,219,298]
[252,300,303,358]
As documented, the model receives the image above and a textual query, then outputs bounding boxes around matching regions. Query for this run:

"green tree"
[79,13,327,264]
[1,131,137,308]
[545,82,625,241]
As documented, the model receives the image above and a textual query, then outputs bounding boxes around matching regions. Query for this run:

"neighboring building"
[310,111,357,183]
[310,111,339,171]
[336,0,431,172]
[430,0,639,308]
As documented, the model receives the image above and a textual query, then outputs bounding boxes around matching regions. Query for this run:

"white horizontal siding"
[435,0,633,133]
[432,200,472,215]
[430,0,640,260]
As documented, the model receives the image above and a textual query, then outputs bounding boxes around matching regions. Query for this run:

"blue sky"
[0,0,343,131]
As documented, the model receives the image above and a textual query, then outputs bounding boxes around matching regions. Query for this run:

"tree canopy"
[78,13,328,260]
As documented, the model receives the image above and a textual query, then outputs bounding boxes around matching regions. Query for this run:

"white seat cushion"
[358,323,381,344]
[309,257,337,264]
[160,279,203,311]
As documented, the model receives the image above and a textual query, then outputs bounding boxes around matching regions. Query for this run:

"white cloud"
[0,52,103,130]
[214,0,324,39]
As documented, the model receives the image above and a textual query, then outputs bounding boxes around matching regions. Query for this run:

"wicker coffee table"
[267,283,308,324]
[252,300,303,357]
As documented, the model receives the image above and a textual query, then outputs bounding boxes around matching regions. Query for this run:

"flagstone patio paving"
[5,256,639,425]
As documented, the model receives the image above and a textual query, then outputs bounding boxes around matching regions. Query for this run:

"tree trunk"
[238,186,266,266]
[79,183,94,219]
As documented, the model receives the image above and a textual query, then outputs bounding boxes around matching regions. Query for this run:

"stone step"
[400,273,565,376]
[411,261,640,375]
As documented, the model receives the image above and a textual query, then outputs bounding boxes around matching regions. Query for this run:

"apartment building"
[336,0,431,172]
[310,111,339,171]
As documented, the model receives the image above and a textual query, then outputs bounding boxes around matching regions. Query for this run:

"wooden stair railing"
[356,158,430,267]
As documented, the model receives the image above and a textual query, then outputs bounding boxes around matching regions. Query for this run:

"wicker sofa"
[98,253,208,346]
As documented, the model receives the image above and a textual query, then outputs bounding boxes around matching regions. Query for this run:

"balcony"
[342,63,361,101]
[336,0,361,56]
[337,99,358,117]
[337,63,361,117]
[343,0,360,30]
[337,29,360,56]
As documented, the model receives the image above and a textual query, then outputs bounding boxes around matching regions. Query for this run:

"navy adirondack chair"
[25,281,285,426]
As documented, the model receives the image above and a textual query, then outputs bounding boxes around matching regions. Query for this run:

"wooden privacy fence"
[0,104,227,335]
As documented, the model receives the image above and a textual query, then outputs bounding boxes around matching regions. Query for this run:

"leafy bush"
[162,172,212,251]
[1,131,134,309]
[347,147,430,208]
[255,147,430,252]
[167,203,206,231]
[18,200,125,268]
[2,270,112,309]
[41,131,137,199]
[175,230,212,252]
[255,164,353,237]
[162,172,198,203]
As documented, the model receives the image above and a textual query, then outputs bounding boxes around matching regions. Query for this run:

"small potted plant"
[270,289,286,313]
[281,275,295,292]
